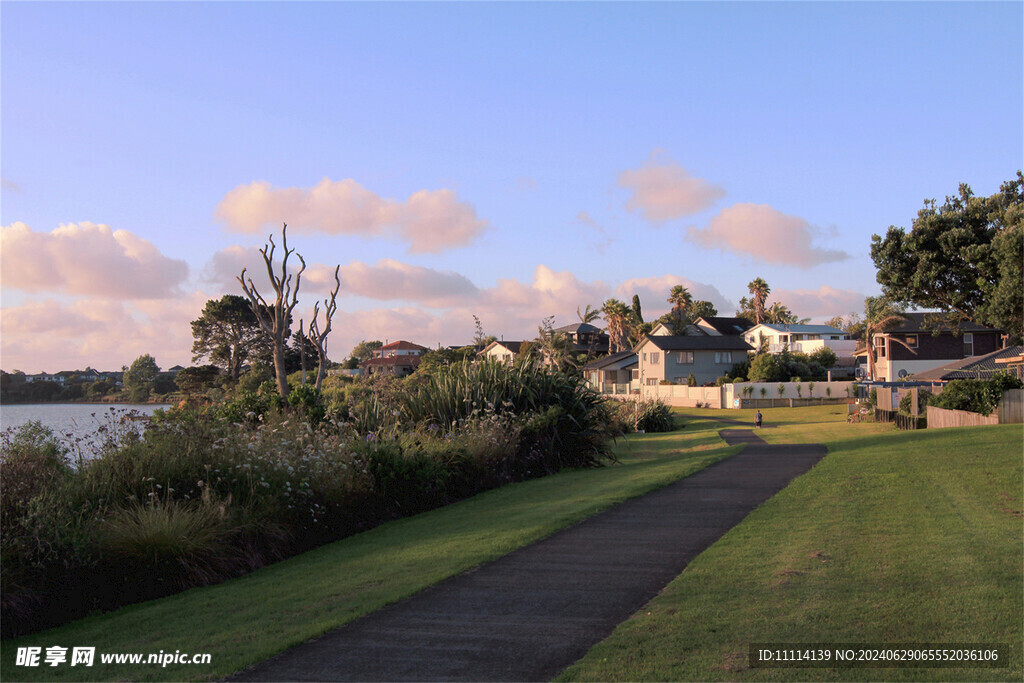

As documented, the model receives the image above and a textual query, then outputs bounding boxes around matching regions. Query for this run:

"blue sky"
[2,1,1021,372]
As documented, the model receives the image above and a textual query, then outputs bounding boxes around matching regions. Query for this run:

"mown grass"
[1,413,737,682]
[558,407,1023,681]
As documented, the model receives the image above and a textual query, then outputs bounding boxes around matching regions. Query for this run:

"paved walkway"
[232,429,826,682]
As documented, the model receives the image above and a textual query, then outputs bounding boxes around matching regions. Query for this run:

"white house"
[744,324,855,356]
[478,340,525,364]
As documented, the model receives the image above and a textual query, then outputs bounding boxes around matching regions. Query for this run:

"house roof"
[581,350,637,371]
[379,340,429,351]
[696,316,754,335]
[908,345,1023,381]
[748,323,847,335]
[636,335,753,352]
[883,313,1002,334]
[479,340,525,355]
[554,322,603,335]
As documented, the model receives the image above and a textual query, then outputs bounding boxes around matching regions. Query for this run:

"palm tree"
[601,298,631,353]
[747,278,771,324]
[667,285,693,333]
[863,296,911,380]
[577,304,600,325]
[764,302,809,325]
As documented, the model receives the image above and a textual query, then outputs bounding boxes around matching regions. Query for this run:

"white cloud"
[618,152,725,222]
[687,203,850,268]
[215,178,489,253]
[1,222,189,299]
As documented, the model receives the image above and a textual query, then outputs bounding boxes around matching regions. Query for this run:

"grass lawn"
[1,413,738,682]
[558,406,1023,681]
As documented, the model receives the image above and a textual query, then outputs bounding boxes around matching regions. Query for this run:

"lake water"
[0,403,172,458]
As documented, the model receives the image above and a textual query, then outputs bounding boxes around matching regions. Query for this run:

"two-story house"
[359,340,429,377]
[634,335,753,387]
[553,322,609,356]
[862,313,1004,381]
[743,323,854,356]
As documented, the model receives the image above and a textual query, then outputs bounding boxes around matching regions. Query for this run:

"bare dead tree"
[307,265,341,391]
[237,223,305,397]
[299,319,308,386]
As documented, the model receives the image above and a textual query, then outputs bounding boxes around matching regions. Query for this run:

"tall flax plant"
[402,358,616,468]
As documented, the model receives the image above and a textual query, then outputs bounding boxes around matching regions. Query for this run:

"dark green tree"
[347,340,383,365]
[870,172,1022,342]
[123,354,159,402]
[689,300,718,321]
[191,295,268,380]
[175,365,221,395]
[631,295,644,324]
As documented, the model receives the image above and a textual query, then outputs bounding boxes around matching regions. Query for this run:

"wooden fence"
[998,389,1024,424]
[926,388,1023,429]
[926,406,999,429]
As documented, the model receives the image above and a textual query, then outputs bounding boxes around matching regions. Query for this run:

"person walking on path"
[754,410,763,429]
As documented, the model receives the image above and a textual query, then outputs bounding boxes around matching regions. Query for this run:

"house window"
[964,333,974,356]
[646,378,658,386]
[905,335,918,349]
[642,353,647,362]
[875,336,886,358]
[674,377,686,384]
[677,351,694,364]
[715,351,733,364]
[631,370,639,380]
[650,352,660,365]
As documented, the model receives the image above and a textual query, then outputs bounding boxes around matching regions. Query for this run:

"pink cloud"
[1,294,205,373]
[614,275,733,319]
[332,259,478,307]
[215,178,489,253]
[771,285,865,320]
[1,222,189,299]
[687,203,850,267]
[618,152,725,222]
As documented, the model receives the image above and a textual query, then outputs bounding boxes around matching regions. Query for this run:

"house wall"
[482,346,517,363]
[885,331,1001,362]
[637,348,740,386]
[874,331,1002,380]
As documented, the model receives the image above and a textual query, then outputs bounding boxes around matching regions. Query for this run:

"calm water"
[0,403,172,458]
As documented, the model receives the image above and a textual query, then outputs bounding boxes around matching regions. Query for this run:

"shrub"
[3,358,622,636]
[809,347,838,368]
[931,373,1022,416]
[611,398,675,433]
[898,389,932,416]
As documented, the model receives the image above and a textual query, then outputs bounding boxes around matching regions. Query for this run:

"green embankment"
[1,415,735,682]
[559,407,1023,681]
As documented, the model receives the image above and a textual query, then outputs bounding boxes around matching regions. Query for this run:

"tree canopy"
[870,172,1022,342]
[123,354,160,402]
[191,294,269,380]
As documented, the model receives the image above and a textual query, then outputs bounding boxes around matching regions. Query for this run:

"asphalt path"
[231,427,826,682]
